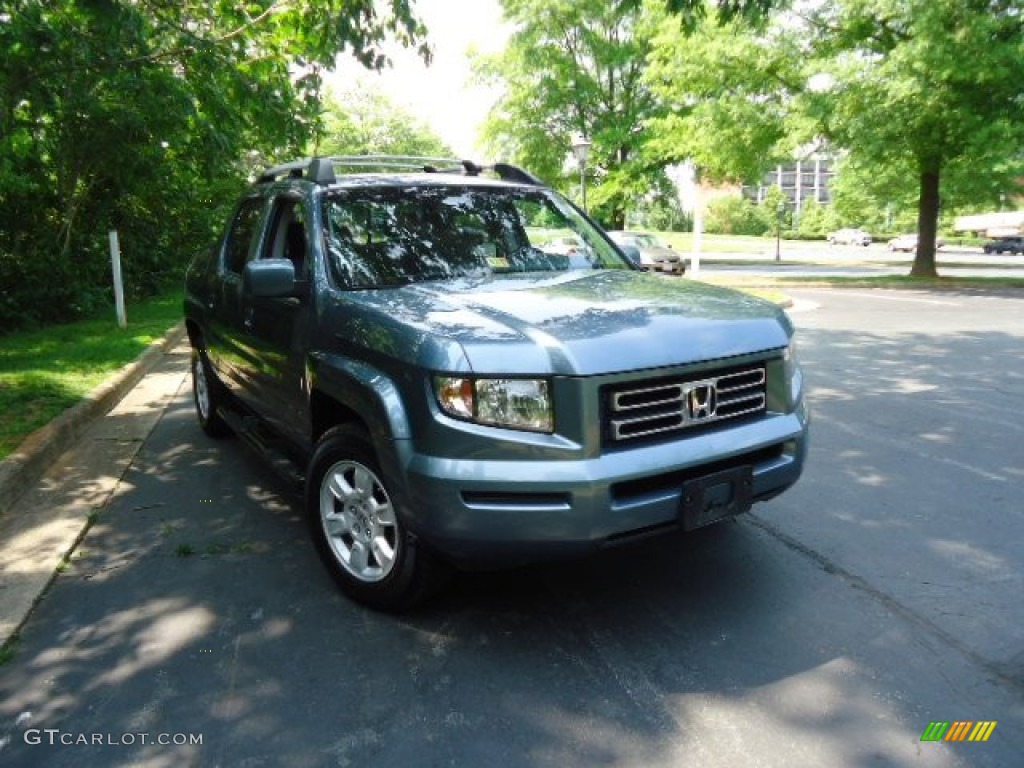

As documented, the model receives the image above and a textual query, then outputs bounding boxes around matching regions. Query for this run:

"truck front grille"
[605,365,766,444]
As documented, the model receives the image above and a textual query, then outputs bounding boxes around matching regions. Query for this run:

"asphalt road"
[690,243,1024,279]
[1,288,1022,767]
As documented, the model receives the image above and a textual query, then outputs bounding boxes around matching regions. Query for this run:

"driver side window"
[265,199,310,280]
[224,197,265,275]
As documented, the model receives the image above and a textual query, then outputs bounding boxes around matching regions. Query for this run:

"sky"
[329,0,511,159]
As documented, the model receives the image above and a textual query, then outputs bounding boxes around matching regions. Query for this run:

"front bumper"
[395,409,808,567]
[657,259,686,275]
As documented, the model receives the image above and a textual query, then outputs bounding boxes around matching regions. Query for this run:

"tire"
[191,348,231,438]
[306,424,449,611]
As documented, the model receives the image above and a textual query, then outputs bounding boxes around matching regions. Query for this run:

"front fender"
[308,352,412,443]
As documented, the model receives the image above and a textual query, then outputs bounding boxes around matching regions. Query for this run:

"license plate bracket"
[681,465,753,531]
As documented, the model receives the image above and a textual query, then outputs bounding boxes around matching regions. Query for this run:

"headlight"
[434,376,553,433]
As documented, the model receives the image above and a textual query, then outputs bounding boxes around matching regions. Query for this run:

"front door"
[239,194,313,450]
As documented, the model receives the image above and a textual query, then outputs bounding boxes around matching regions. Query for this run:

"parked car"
[827,228,872,246]
[886,234,946,252]
[606,230,686,275]
[541,234,585,255]
[184,155,808,610]
[538,234,596,269]
[982,235,1024,255]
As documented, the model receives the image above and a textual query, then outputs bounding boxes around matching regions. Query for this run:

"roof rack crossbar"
[256,156,546,187]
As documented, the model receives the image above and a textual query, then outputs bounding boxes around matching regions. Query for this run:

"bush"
[705,195,772,236]
[635,197,693,232]
[795,198,835,239]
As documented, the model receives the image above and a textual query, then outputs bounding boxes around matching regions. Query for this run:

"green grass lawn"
[0,291,183,459]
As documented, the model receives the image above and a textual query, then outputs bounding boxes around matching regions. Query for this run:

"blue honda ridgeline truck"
[184,155,809,610]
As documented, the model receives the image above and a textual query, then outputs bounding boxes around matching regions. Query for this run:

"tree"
[474,0,661,228]
[317,86,453,158]
[800,1,1024,276]
[643,7,805,186]
[642,0,1024,277]
[0,0,427,330]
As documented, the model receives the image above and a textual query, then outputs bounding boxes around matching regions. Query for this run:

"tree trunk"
[911,168,940,278]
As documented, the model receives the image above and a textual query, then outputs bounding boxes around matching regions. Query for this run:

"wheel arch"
[307,353,413,462]
[310,388,368,444]
[306,357,428,570]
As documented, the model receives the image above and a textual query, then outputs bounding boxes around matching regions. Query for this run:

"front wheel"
[306,425,449,611]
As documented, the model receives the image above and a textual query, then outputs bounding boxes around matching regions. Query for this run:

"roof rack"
[256,155,545,187]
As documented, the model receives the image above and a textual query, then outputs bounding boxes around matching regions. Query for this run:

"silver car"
[607,230,686,274]
[827,228,872,246]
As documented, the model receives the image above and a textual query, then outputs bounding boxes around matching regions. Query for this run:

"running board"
[217,406,305,493]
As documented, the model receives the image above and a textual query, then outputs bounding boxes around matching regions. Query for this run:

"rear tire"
[191,348,231,438]
[306,424,449,611]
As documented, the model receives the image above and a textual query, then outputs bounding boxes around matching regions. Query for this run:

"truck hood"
[352,270,792,376]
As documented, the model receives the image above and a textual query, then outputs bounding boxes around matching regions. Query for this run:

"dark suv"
[982,236,1024,255]
[184,156,809,610]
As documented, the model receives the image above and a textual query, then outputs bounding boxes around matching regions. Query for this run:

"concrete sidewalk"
[0,333,190,646]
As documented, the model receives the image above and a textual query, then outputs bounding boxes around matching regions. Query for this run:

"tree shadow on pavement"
[0,328,1022,766]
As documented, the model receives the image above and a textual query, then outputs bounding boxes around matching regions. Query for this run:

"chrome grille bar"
[607,365,767,443]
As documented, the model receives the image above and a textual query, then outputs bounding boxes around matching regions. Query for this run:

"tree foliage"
[801,0,1024,275]
[620,0,778,31]
[643,6,805,185]
[317,85,453,158]
[794,198,835,239]
[0,0,425,330]
[475,0,663,228]
[643,0,1024,276]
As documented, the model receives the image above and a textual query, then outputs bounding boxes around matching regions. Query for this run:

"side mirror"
[243,259,296,298]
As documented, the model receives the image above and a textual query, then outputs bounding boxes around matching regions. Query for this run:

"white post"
[109,230,127,329]
[690,167,702,277]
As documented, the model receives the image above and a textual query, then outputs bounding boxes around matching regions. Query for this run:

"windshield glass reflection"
[322,185,631,288]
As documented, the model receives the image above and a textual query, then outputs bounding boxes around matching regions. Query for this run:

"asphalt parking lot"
[0,286,1021,767]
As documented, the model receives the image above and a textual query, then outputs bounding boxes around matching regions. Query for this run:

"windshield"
[322,184,632,288]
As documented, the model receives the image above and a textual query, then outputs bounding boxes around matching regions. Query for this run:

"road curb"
[0,321,187,521]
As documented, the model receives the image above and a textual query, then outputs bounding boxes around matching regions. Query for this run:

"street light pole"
[775,200,785,263]
[571,134,592,214]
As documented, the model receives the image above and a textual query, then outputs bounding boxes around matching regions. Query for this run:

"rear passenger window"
[224,197,265,274]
